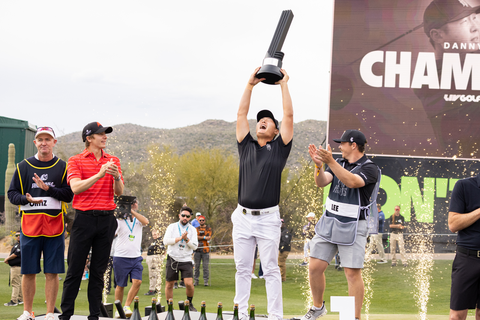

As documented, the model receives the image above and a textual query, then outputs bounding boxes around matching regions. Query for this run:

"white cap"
[306,212,316,218]
[196,212,202,216]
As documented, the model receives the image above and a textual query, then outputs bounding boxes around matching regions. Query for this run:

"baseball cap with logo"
[424,0,480,37]
[333,129,367,146]
[257,110,279,129]
[35,126,56,139]
[306,212,316,218]
[82,122,113,142]
[196,212,202,217]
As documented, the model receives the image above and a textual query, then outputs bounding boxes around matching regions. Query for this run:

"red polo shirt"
[67,149,123,211]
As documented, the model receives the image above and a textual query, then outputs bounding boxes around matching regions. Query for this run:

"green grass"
[0,258,454,319]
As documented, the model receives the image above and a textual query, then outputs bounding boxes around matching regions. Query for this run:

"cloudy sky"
[0,1,334,137]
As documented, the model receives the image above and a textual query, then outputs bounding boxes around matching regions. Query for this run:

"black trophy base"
[256,64,284,85]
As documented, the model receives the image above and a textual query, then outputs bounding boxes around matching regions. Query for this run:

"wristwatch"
[114,175,121,181]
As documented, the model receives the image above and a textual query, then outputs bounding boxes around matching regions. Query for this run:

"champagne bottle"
[249,305,255,320]
[198,301,207,320]
[130,296,142,320]
[148,297,160,320]
[233,303,239,320]
[182,300,191,320]
[215,302,223,320]
[165,298,175,320]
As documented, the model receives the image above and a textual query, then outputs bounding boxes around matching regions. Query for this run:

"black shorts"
[450,249,480,310]
[165,255,193,282]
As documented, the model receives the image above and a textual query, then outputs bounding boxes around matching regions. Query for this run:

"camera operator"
[113,198,149,317]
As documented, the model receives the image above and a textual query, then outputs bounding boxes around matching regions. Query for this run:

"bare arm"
[449,209,480,233]
[236,67,265,143]
[131,203,149,226]
[308,144,334,187]
[277,69,293,144]
[316,144,365,188]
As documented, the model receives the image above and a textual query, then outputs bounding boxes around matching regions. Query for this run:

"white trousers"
[370,233,385,259]
[232,205,283,319]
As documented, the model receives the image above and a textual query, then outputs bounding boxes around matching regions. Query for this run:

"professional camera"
[114,195,137,221]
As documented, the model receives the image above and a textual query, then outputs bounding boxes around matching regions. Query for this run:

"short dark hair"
[180,206,192,214]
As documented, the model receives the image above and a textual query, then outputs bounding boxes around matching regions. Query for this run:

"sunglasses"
[199,219,205,221]
[181,214,191,218]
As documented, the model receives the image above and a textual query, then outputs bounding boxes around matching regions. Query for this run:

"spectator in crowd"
[145,229,165,295]
[191,212,201,228]
[4,231,23,307]
[194,215,212,286]
[164,206,198,311]
[371,204,387,264]
[389,205,408,267]
[278,219,291,282]
[300,212,316,266]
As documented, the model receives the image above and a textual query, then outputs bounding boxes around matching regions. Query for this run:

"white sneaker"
[17,311,35,320]
[377,259,387,264]
[301,303,327,320]
[45,313,55,320]
[124,305,133,317]
[251,273,258,279]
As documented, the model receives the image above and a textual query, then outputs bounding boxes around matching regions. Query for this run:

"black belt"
[77,209,114,216]
[457,246,480,258]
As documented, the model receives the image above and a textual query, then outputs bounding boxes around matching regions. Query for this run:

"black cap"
[82,122,113,142]
[333,129,366,146]
[424,0,480,36]
[257,110,279,129]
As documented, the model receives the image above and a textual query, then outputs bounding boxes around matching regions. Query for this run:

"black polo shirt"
[237,132,292,209]
[449,174,480,250]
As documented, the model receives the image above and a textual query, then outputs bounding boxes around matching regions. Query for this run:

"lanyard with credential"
[125,218,137,241]
[177,222,189,243]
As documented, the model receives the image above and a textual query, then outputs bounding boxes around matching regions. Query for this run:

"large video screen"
[329,0,480,158]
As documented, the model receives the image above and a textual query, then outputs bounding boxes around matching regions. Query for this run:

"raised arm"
[277,69,293,144]
[237,67,265,143]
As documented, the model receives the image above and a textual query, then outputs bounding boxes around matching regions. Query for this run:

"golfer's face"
[442,14,480,52]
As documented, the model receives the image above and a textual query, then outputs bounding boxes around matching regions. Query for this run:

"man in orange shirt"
[59,122,124,320]
[194,215,212,286]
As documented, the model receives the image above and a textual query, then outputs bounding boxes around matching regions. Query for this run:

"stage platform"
[35,310,269,320]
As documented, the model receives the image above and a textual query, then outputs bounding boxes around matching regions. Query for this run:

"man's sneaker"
[391,262,397,267]
[144,290,155,295]
[45,313,55,320]
[204,281,209,286]
[124,305,133,317]
[251,273,258,279]
[259,275,264,279]
[377,259,387,264]
[17,311,35,320]
[179,281,186,288]
[301,303,327,320]
[4,300,18,306]
[403,263,408,267]
[189,303,197,312]
[18,300,24,305]
[173,282,179,289]
[299,261,308,266]
[193,281,199,286]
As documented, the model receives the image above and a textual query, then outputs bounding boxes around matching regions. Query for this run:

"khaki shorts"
[310,220,368,268]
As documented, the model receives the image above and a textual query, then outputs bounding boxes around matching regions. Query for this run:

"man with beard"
[163,206,198,311]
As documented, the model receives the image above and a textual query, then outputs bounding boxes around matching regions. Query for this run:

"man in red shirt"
[59,122,124,320]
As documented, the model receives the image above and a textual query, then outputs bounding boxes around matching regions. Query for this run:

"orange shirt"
[67,149,123,211]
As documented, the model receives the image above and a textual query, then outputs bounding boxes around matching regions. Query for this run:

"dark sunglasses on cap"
[181,214,191,218]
